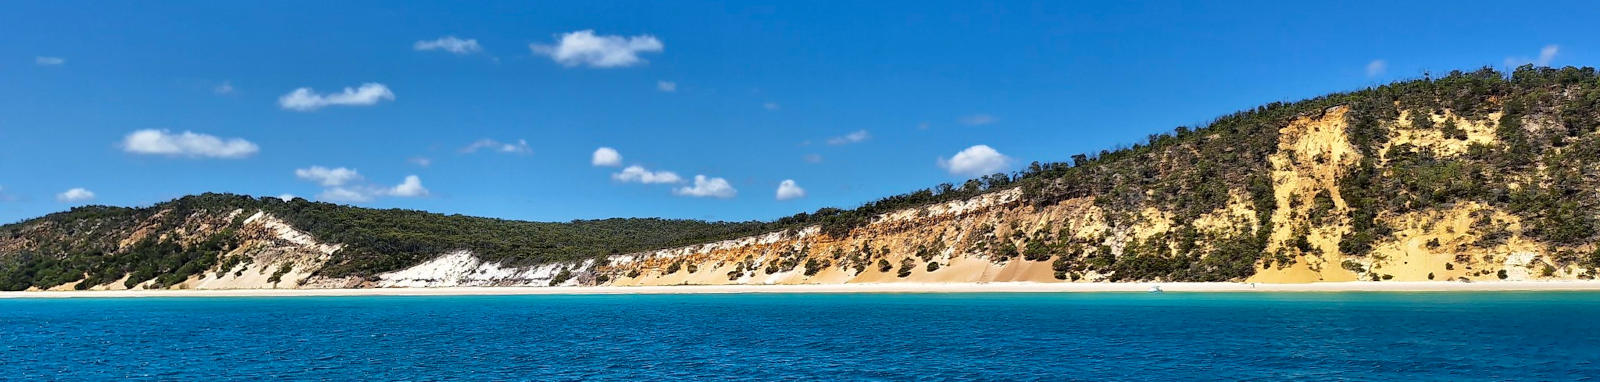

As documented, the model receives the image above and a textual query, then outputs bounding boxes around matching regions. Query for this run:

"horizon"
[5,0,1598,225]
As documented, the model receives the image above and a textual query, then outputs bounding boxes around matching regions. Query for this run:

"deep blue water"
[3,292,1598,381]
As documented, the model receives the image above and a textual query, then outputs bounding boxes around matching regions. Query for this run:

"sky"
[2,0,1597,224]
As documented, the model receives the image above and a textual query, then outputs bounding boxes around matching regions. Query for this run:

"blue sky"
[1,0,1596,223]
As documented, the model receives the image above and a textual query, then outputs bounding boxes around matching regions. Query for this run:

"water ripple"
[2,292,1599,380]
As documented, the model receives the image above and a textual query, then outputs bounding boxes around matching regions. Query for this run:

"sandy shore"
[5,281,1600,298]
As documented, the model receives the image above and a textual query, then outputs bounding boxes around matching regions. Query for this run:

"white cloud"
[1539,45,1560,65]
[675,175,736,198]
[414,36,483,55]
[310,175,427,202]
[408,157,432,167]
[318,187,371,203]
[461,139,531,154]
[776,179,805,201]
[802,154,823,163]
[592,147,622,166]
[938,144,1012,176]
[1365,59,1387,77]
[763,102,780,111]
[214,81,234,94]
[388,175,429,197]
[530,30,663,68]
[278,83,395,111]
[657,81,677,92]
[959,114,997,126]
[295,166,362,187]
[1506,44,1561,67]
[121,129,259,159]
[35,56,64,66]
[827,130,871,145]
[57,188,94,202]
[276,194,298,201]
[613,165,682,184]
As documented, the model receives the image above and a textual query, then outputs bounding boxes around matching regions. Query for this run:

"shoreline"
[5,281,1600,298]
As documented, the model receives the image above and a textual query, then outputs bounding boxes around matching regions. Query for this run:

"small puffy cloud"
[1540,45,1560,65]
[121,129,259,159]
[592,147,622,166]
[938,144,1012,176]
[675,175,737,198]
[802,154,823,163]
[408,157,432,167]
[388,175,429,197]
[57,188,94,202]
[657,81,677,92]
[775,179,805,201]
[276,194,298,201]
[278,83,395,111]
[295,166,362,187]
[35,56,64,66]
[414,36,483,55]
[827,130,871,145]
[311,175,427,203]
[1365,59,1387,77]
[763,102,780,111]
[531,30,663,68]
[1506,44,1561,67]
[318,187,371,203]
[214,81,234,94]
[461,139,531,154]
[613,165,682,184]
[958,114,997,126]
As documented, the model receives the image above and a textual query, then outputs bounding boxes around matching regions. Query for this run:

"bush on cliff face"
[549,269,574,286]
[267,263,293,285]
[803,258,827,276]
[896,258,915,278]
[1022,238,1051,262]
[994,241,1019,262]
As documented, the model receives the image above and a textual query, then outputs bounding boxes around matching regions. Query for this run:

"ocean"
[3,292,1597,380]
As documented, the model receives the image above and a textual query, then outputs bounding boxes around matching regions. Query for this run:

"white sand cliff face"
[373,250,589,288]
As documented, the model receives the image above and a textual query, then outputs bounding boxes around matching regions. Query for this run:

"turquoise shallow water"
[2,292,1598,381]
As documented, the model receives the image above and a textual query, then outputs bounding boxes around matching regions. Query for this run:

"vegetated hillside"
[599,65,1600,285]
[6,65,1600,291]
[0,194,776,291]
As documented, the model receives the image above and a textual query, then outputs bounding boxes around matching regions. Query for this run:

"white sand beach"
[5,281,1600,298]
